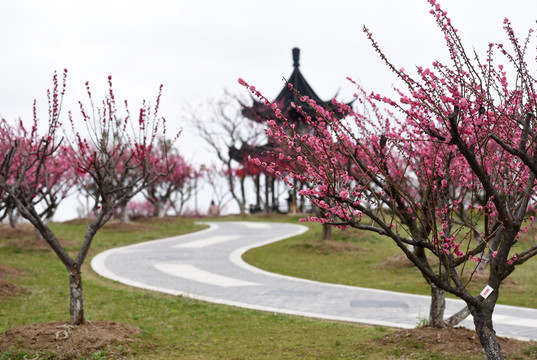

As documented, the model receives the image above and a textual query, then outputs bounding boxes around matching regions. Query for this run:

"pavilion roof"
[241,48,340,125]
[234,48,351,170]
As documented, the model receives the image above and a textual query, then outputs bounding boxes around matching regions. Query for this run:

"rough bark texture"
[471,305,504,360]
[69,266,85,325]
[429,284,446,328]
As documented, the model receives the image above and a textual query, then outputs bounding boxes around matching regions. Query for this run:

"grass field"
[0,215,536,359]
[243,219,537,308]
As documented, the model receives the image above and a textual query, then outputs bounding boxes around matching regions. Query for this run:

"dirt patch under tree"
[0,279,28,299]
[0,263,28,299]
[0,321,147,359]
[0,263,24,277]
[0,223,75,251]
[377,326,536,359]
[296,239,365,255]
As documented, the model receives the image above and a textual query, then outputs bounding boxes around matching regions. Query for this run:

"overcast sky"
[1,0,536,218]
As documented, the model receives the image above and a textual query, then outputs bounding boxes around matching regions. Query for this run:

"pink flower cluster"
[237,0,537,281]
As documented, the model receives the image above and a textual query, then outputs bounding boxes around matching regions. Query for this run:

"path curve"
[91,221,537,340]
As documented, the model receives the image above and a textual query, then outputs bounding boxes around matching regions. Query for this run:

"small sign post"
[480,285,494,299]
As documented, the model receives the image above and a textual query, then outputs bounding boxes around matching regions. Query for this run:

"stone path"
[91,221,537,340]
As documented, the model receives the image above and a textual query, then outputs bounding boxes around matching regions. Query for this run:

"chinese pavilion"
[231,47,349,213]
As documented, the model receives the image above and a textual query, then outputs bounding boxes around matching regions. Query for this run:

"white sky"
[1,0,536,219]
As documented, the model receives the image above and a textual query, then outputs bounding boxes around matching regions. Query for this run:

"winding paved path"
[91,221,537,340]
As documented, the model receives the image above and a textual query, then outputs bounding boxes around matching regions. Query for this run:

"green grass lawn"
[0,217,395,359]
[243,220,537,308]
[1,215,536,359]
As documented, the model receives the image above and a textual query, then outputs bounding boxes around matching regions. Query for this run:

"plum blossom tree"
[0,70,174,325]
[0,119,19,227]
[0,118,75,232]
[240,2,537,358]
[244,79,475,326]
[126,199,155,220]
[37,146,76,222]
[142,146,196,218]
[0,188,15,227]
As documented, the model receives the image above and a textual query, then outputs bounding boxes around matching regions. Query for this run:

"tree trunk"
[155,202,166,218]
[429,283,446,328]
[471,305,505,359]
[34,226,44,240]
[69,266,85,325]
[119,202,129,223]
[411,246,466,328]
[271,177,275,212]
[445,305,471,327]
[239,174,246,216]
[254,175,261,208]
[264,174,270,214]
[34,216,53,241]
[322,224,332,241]
[8,207,19,228]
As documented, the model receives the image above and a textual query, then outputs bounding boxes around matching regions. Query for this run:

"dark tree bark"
[429,284,446,328]
[470,303,504,360]
[254,174,261,208]
[322,223,332,241]
[68,265,84,325]
[264,174,270,213]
